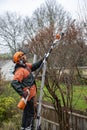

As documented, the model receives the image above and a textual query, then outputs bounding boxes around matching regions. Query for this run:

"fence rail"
[40,103,87,130]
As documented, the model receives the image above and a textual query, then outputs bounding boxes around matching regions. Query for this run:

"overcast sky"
[0,0,85,18]
[0,0,86,54]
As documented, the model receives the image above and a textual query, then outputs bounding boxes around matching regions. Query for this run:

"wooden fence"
[40,103,87,130]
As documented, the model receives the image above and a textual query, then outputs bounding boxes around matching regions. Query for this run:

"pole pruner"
[35,32,64,130]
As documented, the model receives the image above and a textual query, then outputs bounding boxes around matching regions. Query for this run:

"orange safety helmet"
[13,51,25,63]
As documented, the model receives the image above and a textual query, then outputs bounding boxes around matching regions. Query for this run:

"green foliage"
[0,107,5,121]
[0,80,21,129]
[0,96,16,122]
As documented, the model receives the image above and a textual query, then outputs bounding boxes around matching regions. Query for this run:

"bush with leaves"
[0,96,16,123]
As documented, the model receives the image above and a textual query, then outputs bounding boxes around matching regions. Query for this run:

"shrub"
[0,96,16,123]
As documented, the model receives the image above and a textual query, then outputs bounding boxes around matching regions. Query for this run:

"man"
[11,51,43,130]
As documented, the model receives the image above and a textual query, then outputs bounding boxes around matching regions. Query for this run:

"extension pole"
[35,33,64,130]
[35,59,47,130]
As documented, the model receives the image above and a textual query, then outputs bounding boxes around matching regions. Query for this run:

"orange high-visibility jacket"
[11,59,43,101]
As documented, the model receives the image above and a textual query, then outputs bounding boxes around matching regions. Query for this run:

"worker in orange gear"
[11,51,43,130]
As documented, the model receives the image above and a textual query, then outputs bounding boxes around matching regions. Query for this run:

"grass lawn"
[72,85,87,111]
[37,82,87,112]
